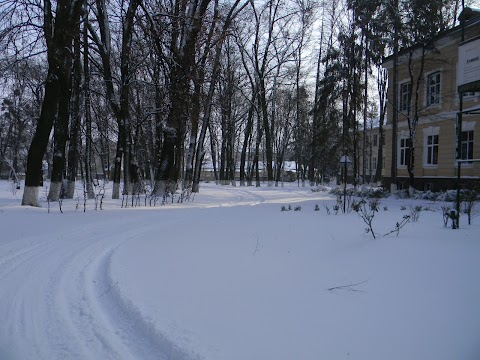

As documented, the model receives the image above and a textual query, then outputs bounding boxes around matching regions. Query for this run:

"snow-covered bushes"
[330,186,389,199]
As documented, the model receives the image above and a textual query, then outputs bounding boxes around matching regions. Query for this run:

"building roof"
[382,7,480,65]
[458,7,480,22]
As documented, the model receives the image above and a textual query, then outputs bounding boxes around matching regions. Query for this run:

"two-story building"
[383,7,480,191]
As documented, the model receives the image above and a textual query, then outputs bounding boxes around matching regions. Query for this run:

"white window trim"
[398,130,410,168]
[399,80,412,113]
[454,121,476,167]
[424,69,442,108]
[423,126,440,168]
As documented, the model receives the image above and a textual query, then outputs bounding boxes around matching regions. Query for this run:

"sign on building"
[457,36,480,92]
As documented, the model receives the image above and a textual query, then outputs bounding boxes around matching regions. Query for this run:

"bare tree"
[21,0,84,206]
[89,0,142,199]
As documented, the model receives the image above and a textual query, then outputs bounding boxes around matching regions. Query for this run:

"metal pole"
[390,0,399,191]
[456,0,466,229]
[456,110,462,229]
[343,159,347,213]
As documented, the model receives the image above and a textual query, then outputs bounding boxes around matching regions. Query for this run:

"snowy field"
[0,180,479,360]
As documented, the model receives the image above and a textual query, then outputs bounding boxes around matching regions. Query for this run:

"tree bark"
[22,0,84,206]
[65,24,82,199]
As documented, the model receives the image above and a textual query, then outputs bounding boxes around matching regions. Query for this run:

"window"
[400,82,411,112]
[373,157,377,170]
[461,130,474,162]
[426,72,441,106]
[426,135,439,165]
[373,134,378,147]
[400,138,412,166]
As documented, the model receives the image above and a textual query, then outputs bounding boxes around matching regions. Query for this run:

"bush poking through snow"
[352,198,380,239]
[383,215,411,237]
[314,204,320,211]
[441,204,452,227]
[294,206,302,211]
[333,203,340,215]
[351,197,412,239]
[462,189,478,225]
[409,205,422,222]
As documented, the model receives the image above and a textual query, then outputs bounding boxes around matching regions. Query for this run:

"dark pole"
[343,159,347,213]
[456,0,466,229]
[390,0,399,191]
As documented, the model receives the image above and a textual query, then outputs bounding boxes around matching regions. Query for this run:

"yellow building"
[383,7,480,191]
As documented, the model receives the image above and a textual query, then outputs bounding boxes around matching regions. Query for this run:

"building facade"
[383,8,480,191]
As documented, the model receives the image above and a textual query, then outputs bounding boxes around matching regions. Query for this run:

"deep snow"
[0,180,479,360]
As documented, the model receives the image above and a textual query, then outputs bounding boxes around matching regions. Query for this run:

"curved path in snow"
[0,185,276,359]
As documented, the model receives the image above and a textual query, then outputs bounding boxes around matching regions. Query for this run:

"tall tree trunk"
[22,69,59,206]
[90,0,141,198]
[47,58,72,201]
[375,67,387,184]
[240,100,255,186]
[83,14,95,199]
[183,0,219,190]
[22,0,84,206]
[65,25,82,199]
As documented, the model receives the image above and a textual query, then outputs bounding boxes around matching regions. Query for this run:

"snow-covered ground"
[0,180,479,360]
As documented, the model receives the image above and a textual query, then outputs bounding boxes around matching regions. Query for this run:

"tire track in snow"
[0,218,203,360]
[87,245,201,360]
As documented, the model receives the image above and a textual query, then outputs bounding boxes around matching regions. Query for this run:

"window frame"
[426,71,441,107]
[399,82,412,113]
[423,126,440,168]
[454,122,476,167]
[426,134,439,165]
[460,130,474,163]
[399,137,412,167]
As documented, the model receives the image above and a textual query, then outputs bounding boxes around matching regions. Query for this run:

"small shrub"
[314,204,320,211]
[462,189,479,225]
[383,215,411,237]
[324,204,331,215]
[409,205,422,222]
[352,198,380,239]
[441,204,452,227]
[281,205,287,211]
[400,205,407,211]
[333,204,340,215]
[294,206,302,211]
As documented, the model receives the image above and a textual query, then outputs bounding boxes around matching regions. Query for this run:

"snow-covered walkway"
[1,182,479,360]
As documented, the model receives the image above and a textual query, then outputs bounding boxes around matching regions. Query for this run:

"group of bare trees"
[0,0,463,206]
